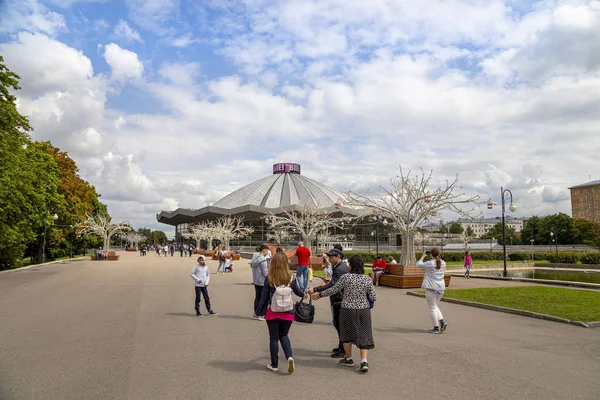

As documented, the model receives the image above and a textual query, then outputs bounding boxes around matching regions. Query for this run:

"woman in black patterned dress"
[314,255,376,372]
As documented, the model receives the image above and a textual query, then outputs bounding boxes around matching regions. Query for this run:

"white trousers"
[425,289,444,327]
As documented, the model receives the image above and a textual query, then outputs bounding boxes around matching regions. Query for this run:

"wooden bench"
[89,252,120,261]
[378,274,451,289]
[290,256,325,271]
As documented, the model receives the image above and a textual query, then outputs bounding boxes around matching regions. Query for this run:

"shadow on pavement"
[375,326,426,334]
[208,358,265,373]
[166,312,195,318]
[214,314,255,321]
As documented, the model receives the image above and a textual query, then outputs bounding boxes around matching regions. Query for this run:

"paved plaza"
[0,253,599,400]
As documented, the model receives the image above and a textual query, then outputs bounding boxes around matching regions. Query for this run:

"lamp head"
[508,203,516,212]
[383,219,388,226]
[53,213,58,220]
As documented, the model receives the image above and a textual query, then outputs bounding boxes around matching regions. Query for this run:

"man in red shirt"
[294,242,311,291]
[371,255,387,286]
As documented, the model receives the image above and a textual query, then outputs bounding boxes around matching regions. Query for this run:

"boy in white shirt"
[190,255,218,317]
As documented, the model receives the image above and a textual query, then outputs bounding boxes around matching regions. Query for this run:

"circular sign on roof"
[273,163,301,175]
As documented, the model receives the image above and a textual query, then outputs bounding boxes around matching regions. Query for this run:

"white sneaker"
[257,316,266,321]
[287,357,295,374]
[267,364,278,372]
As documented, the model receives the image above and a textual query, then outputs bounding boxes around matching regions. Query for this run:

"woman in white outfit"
[416,247,448,334]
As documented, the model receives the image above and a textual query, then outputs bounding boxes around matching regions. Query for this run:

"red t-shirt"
[295,246,311,266]
[372,259,387,271]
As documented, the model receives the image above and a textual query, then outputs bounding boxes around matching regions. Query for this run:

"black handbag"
[294,297,315,324]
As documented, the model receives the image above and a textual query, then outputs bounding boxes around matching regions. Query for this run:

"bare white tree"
[183,222,214,249]
[265,204,354,253]
[347,167,480,265]
[210,216,254,249]
[266,227,292,244]
[76,214,131,251]
[124,232,146,248]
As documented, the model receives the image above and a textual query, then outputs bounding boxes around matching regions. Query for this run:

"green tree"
[42,142,106,258]
[0,57,61,268]
[538,213,573,245]
[137,227,152,244]
[481,223,520,245]
[572,219,599,246]
[465,226,475,237]
[151,230,168,245]
[449,223,464,234]
[521,216,541,244]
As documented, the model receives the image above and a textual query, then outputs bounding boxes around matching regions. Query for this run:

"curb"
[0,257,86,276]
[449,274,600,290]
[406,291,599,328]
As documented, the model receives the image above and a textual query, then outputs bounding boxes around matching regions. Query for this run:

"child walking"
[190,256,218,317]
[464,250,472,279]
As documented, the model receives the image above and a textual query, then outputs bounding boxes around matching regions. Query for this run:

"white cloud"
[3,0,600,232]
[113,20,143,43]
[0,0,66,36]
[103,43,144,80]
[169,35,194,47]
[124,0,180,34]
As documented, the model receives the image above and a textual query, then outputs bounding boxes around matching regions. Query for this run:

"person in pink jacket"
[464,251,472,279]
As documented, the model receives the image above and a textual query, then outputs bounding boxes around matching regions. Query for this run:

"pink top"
[265,307,295,321]
[465,254,472,266]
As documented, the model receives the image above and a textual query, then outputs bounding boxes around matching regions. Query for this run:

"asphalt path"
[0,252,599,400]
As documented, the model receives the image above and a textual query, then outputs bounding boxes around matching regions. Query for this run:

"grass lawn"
[436,286,600,323]
[445,260,548,266]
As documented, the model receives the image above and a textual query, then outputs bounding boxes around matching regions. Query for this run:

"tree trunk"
[399,230,417,265]
[104,234,110,251]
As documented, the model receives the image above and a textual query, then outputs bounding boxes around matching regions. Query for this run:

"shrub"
[508,252,527,261]
[579,253,600,265]
[546,252,580,264]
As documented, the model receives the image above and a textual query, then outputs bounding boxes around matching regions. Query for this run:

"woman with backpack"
[256,252,306,374]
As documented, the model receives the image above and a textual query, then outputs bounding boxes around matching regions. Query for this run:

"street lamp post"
[501,187,516,277]
[550,229,558,259]
[41,213,59,264]
[530,239,535,261]
[372,214,388,255]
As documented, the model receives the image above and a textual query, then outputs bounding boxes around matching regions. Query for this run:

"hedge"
[579,253,600,264]
[342,251,600,265]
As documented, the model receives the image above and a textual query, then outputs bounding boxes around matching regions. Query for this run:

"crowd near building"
[157,163,398,250]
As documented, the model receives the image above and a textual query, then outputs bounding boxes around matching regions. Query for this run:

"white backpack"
[270,277,294,313]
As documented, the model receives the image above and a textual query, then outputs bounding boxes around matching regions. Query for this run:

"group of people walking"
[189,242,449,374]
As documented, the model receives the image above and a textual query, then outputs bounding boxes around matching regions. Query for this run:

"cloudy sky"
[1,0,598,234]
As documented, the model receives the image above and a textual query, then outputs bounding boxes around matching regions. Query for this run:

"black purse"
[294,297,315,324]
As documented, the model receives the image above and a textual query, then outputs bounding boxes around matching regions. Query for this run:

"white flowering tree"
[76,214,131,251]
[347,167,480,265]
[124,232,146,248]
[266,227,292,245]
[265,204,354,253]
[210,216,254,249]
[183,222,214,249]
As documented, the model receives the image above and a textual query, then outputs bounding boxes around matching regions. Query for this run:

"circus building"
[156,163,366,247]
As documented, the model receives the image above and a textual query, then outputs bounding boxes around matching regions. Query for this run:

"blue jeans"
[217,259,226,272]
[267,318,293,368]
[296,265,309,291]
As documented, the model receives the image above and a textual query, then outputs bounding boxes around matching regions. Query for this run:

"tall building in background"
[569,180,600,223]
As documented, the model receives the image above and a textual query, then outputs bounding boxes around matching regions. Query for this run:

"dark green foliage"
[546,252,580,264]
[579,253,600,265]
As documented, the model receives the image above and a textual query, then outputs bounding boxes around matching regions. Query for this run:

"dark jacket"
[256,276,305,317]
[315,261,348,304]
